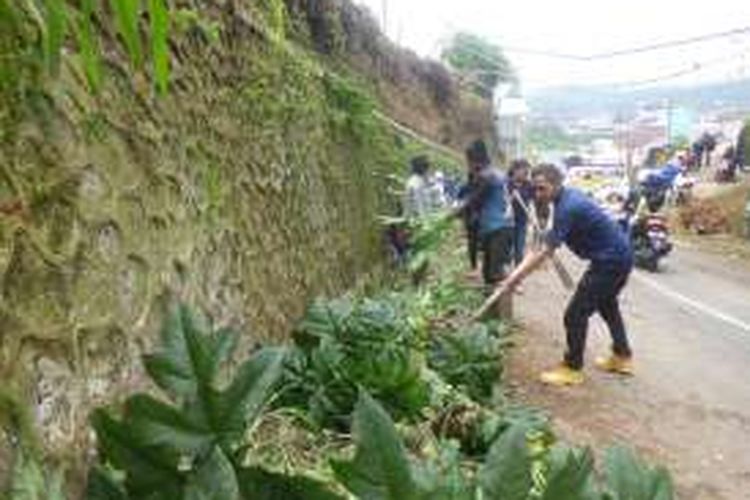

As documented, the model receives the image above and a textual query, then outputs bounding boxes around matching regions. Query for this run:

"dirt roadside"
[507,246,750,500]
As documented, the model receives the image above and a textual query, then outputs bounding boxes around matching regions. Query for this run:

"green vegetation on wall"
[0,0,462,489]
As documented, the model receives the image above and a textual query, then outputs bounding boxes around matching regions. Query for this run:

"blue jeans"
[563,264,633,369]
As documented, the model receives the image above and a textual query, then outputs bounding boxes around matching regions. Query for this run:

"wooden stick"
[472,282,512,322]
[512,190,574,291]
[471,191,577,321]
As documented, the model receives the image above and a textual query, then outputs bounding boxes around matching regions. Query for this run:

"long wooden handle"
[472,283,512,322]
[513,190,574,291]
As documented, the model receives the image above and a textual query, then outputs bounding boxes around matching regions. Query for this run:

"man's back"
[476,167,513,236]
[549,188,631,267]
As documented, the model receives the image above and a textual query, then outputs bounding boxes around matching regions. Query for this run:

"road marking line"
[633,272,750,335]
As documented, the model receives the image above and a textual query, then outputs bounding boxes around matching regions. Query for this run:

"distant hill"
[527,79,750,120]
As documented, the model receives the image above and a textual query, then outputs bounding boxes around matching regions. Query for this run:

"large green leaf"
[143,305,239,404]
[603,446,674,500]
[331,392,418,500]
[479,423,534,500]
[238,467,344,500]
[210,327,240,377]
[411,441,475,500]
[218,347,286,441]
[89,304,290,499]
[121,348,283,461]
[143,304,211,400]
[539,446,599,500]
[125,394,213,455]
[91,409,183,498]
[85,466,128,500]
[184,447,240,500]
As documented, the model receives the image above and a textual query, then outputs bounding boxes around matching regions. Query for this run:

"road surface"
[508,244,750,499]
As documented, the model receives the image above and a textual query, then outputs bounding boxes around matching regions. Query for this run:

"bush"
[428,323,508,403]
[278,296,430,430]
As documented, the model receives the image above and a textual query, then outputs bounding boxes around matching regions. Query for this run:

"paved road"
[508,244,750,500]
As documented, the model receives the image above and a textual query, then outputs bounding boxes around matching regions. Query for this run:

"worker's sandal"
[594,354,634,375]
[539,364,585,386]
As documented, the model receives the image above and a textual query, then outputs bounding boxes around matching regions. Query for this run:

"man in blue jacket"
[499,164,634,386]
[454,140,514,288]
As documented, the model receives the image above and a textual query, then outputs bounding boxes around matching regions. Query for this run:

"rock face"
[0,0,493,476]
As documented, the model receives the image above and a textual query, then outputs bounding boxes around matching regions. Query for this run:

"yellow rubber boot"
[595,354,634,375]
[539,364,584,386]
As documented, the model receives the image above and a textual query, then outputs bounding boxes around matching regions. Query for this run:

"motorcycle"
[616,209,673,272]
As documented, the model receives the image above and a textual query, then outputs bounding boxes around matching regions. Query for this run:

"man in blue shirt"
[454,140,514,287]
[499,164,634,386]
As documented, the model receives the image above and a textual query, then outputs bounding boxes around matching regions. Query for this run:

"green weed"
[147,0,169,94]
[110,0,142,69]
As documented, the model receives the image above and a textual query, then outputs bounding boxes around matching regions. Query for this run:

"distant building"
[494,91,528,162]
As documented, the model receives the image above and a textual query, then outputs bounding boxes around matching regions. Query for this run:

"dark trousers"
[563,264,633,369]
[481,228,513,286]
[466,222,479,270]
[512,221,528,265]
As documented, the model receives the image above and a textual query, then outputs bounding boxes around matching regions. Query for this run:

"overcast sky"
[356,0,750,90]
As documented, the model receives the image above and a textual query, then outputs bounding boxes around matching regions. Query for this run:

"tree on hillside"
[441,32,514,99]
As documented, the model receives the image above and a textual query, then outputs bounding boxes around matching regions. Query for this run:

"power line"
[436,23,750,93]
[584,26,750,61]
[502,26,750,61]
[455,49,750,99]
[501,46,587,61]
[440,26,750,83]
[612,48,750,88]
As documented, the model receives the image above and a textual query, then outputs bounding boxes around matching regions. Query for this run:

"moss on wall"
[0,0,477,485]
[282,0,496,150]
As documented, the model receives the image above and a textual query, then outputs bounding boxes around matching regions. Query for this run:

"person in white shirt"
[404,155,433,218]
